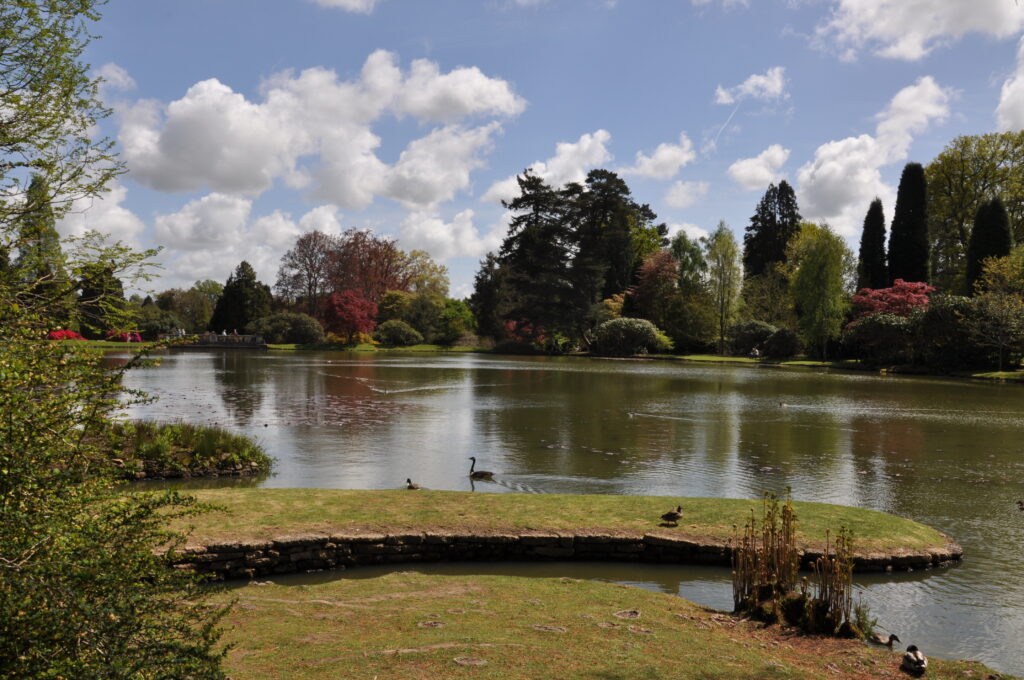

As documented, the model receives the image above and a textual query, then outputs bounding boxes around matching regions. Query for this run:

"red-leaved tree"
[322,290,377,343]
[851,279,935,318]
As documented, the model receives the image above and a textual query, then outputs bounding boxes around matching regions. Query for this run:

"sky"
[59,0,1024,298]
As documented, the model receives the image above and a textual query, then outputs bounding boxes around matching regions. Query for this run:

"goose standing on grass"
[406,478,422,490]
[870,632,900,647]
[900,645,927,676]
[660,505,683,527]
[468,457,494,480]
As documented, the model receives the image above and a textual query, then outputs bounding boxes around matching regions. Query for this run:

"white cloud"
[727,144,790,190]
[619,132,696,179]
[817,0,1024,61]
[481,129,612,203]
[667,222,709,241]
[56,182,145,246]
[796,77,951,236]
[997,38,1024,131]
[691,0,749,8]
[310,0,380,13]
[665,180,710,208]
[399,209,505,260]
[96,63,136,93]
[154,193,252,251]
[119,50,524,210]
[714,66,787,105]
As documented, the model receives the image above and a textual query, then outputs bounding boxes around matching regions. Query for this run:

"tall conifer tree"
[857,198,888,290]
[888,163,929,283]
[742,180,801,278]
[966,197,1013,294]
[208,261,271,332]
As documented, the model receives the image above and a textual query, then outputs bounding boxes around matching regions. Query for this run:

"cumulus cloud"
[727,144,790,190]
[96,63,136,93]
[119,50,525,210]
[56,182,145,246]
[665,180,710,209]
[796,77,951,235]
[481,129,613,203]
[399,209,505,260]
[618,132,696,179]
[714,66,786,105]
[667,222,709,241]
[816,0,1024,61]
[997,38,1024,131]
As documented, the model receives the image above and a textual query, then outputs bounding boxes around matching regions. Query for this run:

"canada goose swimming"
[468,457,494,480]
[900,645,927,676]
[660,505,683,526]
[870,632,900,647]
[406,478,422,490]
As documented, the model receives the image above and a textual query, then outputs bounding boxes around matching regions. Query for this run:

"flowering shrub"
[105,330,143,342]
[47,329,85,340]
[851,279,934,318]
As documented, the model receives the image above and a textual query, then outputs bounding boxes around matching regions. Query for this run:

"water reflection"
[122,351,1024,675]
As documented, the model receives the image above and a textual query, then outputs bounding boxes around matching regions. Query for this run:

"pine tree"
[888,163,929,283]
[966,197,1013,294]
[857,198,888,290]
[208,261,272,333]
[742,180,801,278]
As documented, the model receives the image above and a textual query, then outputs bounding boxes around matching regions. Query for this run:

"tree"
[789,223,852,359]
[246,312,324,345]
[628,249,678,331]
[741,264,794,328]
[435,299,476,346]
[888,163,929,284]
[192,279,224,307]
[208,261,271,333]
[857,198,888,290]
[274,230,335,318]
[851,279,934,318]
[78,263,125,339]
[377,290,413,323]
[742,180,801,279]
[330,228,414,303]
[322,290,377,343]
[405,249,450,298]
[926,132,1024,292]
[670,230,707,293]
[966,197,1013,294]
[155,287,213,333]
[469,252,510,340]
[703,221,742,354]
[969,291,1024,371]
[13,175,75,327]
[405,293,444,341]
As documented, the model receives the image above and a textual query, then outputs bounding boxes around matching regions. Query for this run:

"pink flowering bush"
[105,330,143,342]
[47,329,85,340]
[851,279,935,318]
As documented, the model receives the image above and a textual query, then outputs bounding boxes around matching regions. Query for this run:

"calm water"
[121,350,1024,675]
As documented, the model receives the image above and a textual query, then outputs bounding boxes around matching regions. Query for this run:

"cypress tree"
[887,163,929,283]
[857,198,888,290]
[966,197,1013,294]
[742,180,801,278]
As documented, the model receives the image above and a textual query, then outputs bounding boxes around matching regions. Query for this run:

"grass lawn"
[180,489,951,556]
[214,571,1011,680]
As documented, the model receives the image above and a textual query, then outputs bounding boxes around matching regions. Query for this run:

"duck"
[1017,500,1023,511]
[468,457,494,480]
[870,632,900,647]
[900,645,927,676]
[660,505,683,526]
[406,478,422,490]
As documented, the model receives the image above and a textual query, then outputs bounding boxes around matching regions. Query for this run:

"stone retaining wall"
[174,531,962,581]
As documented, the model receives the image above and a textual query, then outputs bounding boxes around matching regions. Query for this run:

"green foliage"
[740,265,795,329]
[104,421,272,477]
[662,290,716,353]
[911,295,983,370]
[372,319,424,347]
[670,230,707,293]
[703,222,743,354]
[842,314,914,365]
[435,298,476,346]
[888,163,929,284]
[966,197,1013,294]
[590,317,672,356]
[246,312,324,345]
[857,198,888,290]
[208,261,271,333]
[762,328,801,359]
[967,290,1024,372]
[742,180,801,279]
[377,289,412,322]
[789,223,853,360]
[78,263,126,339]
[404,293,444,341]
[727,320,777,356]
[469,252,510,340]
[137,305,182,339]
[155,287,214,333]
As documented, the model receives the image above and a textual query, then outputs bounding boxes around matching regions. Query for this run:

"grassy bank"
[214,571,1010,680]
[180,489,949,556]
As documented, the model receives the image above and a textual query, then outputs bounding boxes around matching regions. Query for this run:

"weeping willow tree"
[0,2,229,678]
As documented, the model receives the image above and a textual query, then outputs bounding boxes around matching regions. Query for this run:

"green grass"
[213,571,1013,680]
[179,489,949,555]
[104,421,273,476]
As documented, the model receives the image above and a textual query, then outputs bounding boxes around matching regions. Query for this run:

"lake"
[121,350,1024,675]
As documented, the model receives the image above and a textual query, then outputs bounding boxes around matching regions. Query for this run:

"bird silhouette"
[406,478,422,490]
[468,457,494,480]
[660,505,683,526]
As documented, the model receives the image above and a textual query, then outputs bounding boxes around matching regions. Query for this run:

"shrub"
[372,319,424,347]
[842,314,914,365]
[590,317,672,357]
[762,328,800,359]
[47,329,85,340]
[246,312,324,345]
[105,330,143,342]
[852,279,934,318]
[912,295,986,370]
[728,320,777,356]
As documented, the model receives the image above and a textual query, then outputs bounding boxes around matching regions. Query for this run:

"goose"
[468,457,494,480]
[660,505,683,526]
[406,478,422,490]
[1017,500,1023,511]
[900,645,927,676]
[870,632,900,647]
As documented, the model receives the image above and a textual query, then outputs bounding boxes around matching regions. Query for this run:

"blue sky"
[61,0,1024,297]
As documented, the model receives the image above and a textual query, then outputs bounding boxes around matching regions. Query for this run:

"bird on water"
[660,505,683,526]
[869,632,900,647]
[468,457,494,480]
[900,645,927,676]
[406,478,421,490]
